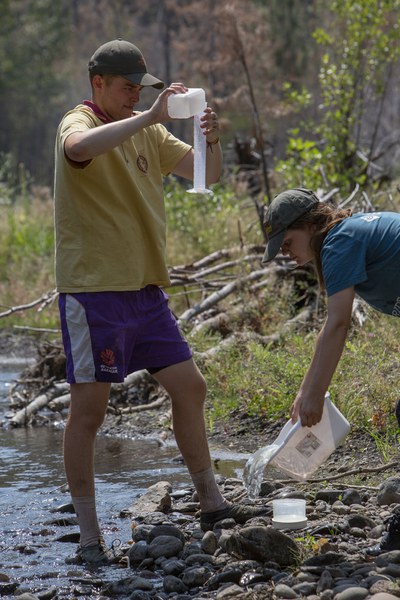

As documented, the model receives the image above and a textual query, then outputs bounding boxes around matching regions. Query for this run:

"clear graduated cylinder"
[188,112,209,194]
[167,88,211,195]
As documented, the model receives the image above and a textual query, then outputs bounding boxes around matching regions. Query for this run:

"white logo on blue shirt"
[360,214,381,222]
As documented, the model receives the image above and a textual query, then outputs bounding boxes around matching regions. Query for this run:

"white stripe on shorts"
[65,294,96,383]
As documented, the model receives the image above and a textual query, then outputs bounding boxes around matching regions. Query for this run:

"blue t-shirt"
[321,212,400,317]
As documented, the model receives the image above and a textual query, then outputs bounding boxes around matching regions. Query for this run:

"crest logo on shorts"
[101,348,115,367]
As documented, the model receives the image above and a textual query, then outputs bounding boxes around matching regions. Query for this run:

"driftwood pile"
[1,186,383,428]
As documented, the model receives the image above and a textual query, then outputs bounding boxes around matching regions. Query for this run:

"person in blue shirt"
[262,187,400,554]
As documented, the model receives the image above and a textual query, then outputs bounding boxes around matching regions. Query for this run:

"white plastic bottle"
[167,88,206,119]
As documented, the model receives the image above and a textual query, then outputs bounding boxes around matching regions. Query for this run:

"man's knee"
[68,410,106,433]
[172,370,207,409]
[68,382,110,432]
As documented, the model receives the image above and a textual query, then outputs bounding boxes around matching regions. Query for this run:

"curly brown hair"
[287,203,352,288]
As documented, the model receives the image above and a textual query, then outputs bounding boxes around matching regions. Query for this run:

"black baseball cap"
[88,39,164,89]
[262,188,319,263]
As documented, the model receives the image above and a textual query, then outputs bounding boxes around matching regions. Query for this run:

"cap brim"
[262,230,285,263]
[123,72,164,89]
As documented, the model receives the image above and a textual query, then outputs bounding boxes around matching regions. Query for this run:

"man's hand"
[200,107,220,142]
[146,83,189,125]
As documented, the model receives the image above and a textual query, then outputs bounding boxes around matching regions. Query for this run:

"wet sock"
[72,495,101,548]
[190,467,228,512]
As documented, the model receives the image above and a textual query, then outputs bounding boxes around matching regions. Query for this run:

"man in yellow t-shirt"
[54,39,267,566]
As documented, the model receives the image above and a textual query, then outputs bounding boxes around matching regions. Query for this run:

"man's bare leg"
[64,382,110,546]
[153,359,227,512]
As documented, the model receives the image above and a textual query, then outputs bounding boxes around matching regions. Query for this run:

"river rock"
[127,540,149,564]
[347,513,378,529]
[375,550,400,566]
[215,584,248,599]
[206,568,242,590]
[103,575,156,595]
[201,530,218,554]
[148,523,186,543]
[377,478,400,505]
[0,582,19,596]
[369,594,400,600]
[342,489,362,505]
[181,565,214,587]
[122,481,172,517]
[317,568,334,592]
[221,526,300,566]
[50,502,75,514]
[316,489,344,504]
[334,588,369,600]
[274,583,299,598]
[369,579,400,596]
[148,534,183,559]
[129,592,152,600]
[163,574,188,593]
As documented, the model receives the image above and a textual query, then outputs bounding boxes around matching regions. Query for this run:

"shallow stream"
[0,365,248,597]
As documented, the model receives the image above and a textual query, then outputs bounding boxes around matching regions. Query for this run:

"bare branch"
[0,290,58,319]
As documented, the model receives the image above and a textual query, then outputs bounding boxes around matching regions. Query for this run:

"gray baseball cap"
[88,39,164,89]
[262,188,319,263]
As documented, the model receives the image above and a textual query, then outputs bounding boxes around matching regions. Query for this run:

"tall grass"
[197,311,400,440]
[0,188,57,328]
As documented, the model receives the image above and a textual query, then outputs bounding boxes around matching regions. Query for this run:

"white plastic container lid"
[272,516,308,530]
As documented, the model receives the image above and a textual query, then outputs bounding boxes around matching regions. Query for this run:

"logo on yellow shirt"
[137,155,148,173]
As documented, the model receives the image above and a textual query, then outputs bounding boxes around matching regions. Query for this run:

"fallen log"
[172,244,265,271]
[9,382,70,427]
[169,254,262,286]
[48,370,155,412]
[179,268,271,323]
[195,306,315,359]
[118,395,168,414]
[190,312,231,336]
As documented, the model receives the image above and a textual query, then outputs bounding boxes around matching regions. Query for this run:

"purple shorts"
[58,286,192,383]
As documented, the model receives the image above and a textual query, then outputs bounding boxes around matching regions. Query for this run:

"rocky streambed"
[2,472,400,600]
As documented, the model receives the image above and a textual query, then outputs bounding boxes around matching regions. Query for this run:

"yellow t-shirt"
[54,104,191,292]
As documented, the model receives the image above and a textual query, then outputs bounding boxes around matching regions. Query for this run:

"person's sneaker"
[65,538,121,566]
[200,503,270,531]
[366,511,400,556]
